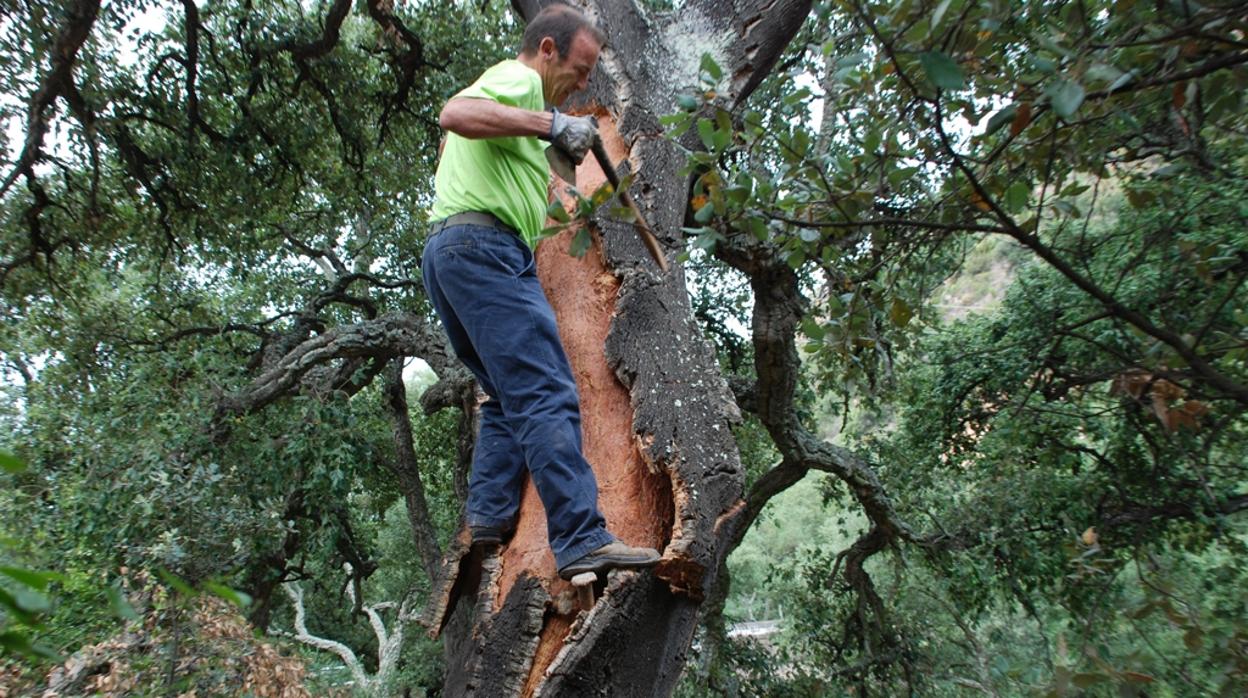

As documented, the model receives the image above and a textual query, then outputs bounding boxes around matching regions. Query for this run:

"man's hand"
[545,109,597,164]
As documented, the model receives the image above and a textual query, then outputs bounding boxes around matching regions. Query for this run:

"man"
[421,5,660,581]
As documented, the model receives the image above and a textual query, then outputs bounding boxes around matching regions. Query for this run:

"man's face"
[540,30,601,107]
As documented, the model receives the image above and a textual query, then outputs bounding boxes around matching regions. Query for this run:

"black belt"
[429,211,518,237]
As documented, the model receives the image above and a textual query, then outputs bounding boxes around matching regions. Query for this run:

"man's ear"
[539,36,557,60]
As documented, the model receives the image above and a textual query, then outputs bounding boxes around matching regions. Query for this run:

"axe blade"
[545,145,578,187]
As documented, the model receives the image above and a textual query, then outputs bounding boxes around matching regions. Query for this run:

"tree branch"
[928,85,1248,405]
[282,579,371,688]
[213,312,452,430]
[0,0,101,199]
[382,360,444,579]
[180,0,224,142]
[281,0,353,61]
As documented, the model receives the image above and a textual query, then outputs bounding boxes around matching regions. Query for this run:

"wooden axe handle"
[589,138,669,272]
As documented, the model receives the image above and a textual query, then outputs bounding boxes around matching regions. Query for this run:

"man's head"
[519,5,606,107]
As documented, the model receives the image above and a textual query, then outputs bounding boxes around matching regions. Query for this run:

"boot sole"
[558,551,660,581]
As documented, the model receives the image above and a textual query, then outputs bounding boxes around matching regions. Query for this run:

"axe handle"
[590,139,669,272]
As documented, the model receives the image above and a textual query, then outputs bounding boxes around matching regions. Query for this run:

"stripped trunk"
[427,2,812,696]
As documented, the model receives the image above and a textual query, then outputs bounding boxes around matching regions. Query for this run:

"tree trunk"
[427,2,811,696]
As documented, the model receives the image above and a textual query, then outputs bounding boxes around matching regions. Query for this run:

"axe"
[545,127,669,272]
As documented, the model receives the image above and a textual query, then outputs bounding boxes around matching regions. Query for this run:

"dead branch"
[281,562,415,695]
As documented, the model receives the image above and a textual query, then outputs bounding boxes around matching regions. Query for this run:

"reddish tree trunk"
[428,2,811,695]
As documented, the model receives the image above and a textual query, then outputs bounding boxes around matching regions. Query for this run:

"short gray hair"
[520,4,606,58]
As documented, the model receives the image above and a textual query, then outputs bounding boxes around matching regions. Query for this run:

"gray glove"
[545,108,597,164]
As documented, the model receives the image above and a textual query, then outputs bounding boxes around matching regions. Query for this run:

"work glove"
[544,108,597,164]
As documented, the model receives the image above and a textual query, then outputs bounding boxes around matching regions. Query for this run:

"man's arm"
[439,97,553,140]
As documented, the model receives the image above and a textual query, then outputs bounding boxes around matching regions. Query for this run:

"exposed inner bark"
[507,111,675,693]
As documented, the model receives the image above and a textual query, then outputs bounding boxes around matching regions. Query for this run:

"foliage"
[1,0,511,692]
[670,0,1248,694]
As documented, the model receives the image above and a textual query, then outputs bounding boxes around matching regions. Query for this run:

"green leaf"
[747,217,768,241]
[783,87,812,107]
[0,567,62,592]
[1004,181,1030,213]
[546,200,570,223]
[697,118,716,150]
[1061,182,1090,197]
[11,587,50,614]
[931,0,954,31]
[798,227,821,243]
[1152,163,1185,178]
[662,112,693,138]
[694,202,716,223]
[919,51,965,91]
[0,631,35,655]
[699,53,723,82]
[1053,200,1081,217]
[863,129,882,154]
[835,52,869,69]
[0,631,58,659]
[0,588,36,625]
[676,94,699,112]
[711,110,733,150]
[1108,69,1137,93]
[691,232,719,251]
[1032,55,1058,74]
[203,581,252,609]
[569,228,592,258]
[108,584,141,622]
[1085,62,1125,85]
[0,451,25,474]
[157,568,195,596]
[984,104,1018,135]
[890,298,913,328]
[1045,79,1085,119]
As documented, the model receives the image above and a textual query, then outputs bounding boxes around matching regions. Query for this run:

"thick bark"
[214,311,455,427]
[428,2,812,696]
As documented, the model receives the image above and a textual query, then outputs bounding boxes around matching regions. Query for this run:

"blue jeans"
[421,222,614,569]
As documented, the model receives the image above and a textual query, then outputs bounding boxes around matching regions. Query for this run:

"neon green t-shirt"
[431,60,549,248]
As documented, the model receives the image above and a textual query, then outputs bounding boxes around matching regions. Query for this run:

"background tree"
[667,0,1248,694]
[2,0,1246,696]
[1,0,501,690]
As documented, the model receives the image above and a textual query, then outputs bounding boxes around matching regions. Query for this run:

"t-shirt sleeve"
[453,63,543,153]
[456,64,534,107]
